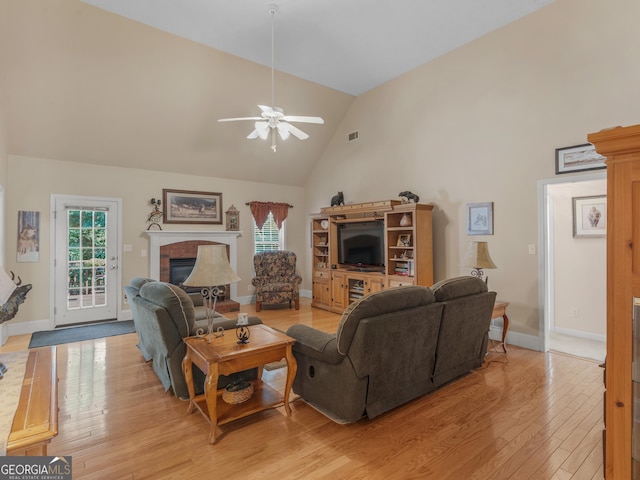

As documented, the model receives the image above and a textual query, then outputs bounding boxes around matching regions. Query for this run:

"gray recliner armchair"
[125,278,262,399]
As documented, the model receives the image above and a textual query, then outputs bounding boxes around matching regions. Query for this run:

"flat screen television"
[337,220,385,271]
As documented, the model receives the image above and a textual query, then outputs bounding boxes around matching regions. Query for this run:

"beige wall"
[0,98,7,265]
[306,0,639,341]
[550,179,606,337]
[5,155,307,326]
[0,99,7,188]
[0,0,353,187]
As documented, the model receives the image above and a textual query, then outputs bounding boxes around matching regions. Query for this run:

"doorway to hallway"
[539,173,606,362]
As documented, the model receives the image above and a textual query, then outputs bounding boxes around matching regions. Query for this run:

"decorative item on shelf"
[222,379,253,404]
[225,204,240,231]
[183,245,241,342]
[397,234,411,247]
[235,313,250,344]
[146,198,163,230]
[399,213,412,227]
[320,219,329,229]
[330,191,344,206]
[462,241,497,285]
[398,191,420,203]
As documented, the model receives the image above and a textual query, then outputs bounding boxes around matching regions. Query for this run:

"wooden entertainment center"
[311,200,433,313]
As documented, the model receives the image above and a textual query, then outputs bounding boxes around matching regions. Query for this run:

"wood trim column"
[588,124,640,479]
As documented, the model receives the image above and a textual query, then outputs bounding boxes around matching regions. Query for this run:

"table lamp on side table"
[183,245,240,340]
[462,241,497,286]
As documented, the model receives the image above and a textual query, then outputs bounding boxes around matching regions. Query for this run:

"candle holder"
[146,198,163,231]
[236,313,250,344]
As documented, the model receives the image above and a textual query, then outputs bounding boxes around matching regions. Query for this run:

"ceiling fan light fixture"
[217,3,323,151]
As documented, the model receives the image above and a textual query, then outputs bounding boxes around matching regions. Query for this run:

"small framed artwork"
[163,189,223,225]
[17,210,40,262]
[573,195,606,238]
[397,234,411,247]
[555,143,606,174]
[466,202,493,236]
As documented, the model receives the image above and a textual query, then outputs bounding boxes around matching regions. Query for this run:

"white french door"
[53,196,120,326]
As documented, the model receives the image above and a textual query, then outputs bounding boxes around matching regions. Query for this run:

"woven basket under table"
[222,382,254,404]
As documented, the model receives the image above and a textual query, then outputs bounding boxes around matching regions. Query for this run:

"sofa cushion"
[431,276,487,302]
[139,282,196,338]
[336,285,435,355]
[130,277,156,291]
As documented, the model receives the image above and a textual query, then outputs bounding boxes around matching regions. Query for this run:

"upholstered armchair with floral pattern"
[251,251,302,312]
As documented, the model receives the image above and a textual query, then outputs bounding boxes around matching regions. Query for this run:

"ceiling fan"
[218,4,324,152]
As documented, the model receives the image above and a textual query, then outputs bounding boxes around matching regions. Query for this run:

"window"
[254,212,284,253]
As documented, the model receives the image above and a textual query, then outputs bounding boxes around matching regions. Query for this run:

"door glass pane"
[67,209,108,310]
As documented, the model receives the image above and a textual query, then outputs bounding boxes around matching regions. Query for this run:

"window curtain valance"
[248,201,292,230]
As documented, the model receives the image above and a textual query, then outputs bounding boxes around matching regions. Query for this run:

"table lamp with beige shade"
[462,241,497,285]
[183,245,240,339]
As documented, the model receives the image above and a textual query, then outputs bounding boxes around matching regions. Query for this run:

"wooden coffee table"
[182,324,296,443]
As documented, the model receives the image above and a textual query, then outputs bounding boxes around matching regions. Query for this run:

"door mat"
[28,320,135,348]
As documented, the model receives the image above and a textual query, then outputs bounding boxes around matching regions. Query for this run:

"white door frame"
[537,171,606,352]
[50,194,123,328]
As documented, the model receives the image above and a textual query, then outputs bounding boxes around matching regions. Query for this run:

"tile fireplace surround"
[144,231,242,302]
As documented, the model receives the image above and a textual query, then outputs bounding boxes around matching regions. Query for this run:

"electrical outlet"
[528,244,536,255]
[141,249,147,257]
[571,307,579,318]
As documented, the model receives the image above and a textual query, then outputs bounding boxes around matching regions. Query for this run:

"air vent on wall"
[346,131,359,143]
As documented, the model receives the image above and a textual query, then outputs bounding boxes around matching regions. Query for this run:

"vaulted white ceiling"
[1,0,556,186]
[81,0,556,96]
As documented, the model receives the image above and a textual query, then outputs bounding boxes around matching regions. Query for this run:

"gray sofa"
[125,277,262,399]
[285,276,496,424]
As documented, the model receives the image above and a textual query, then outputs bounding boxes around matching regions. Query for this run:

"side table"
[492,301,510,353]
[183,324,296,444]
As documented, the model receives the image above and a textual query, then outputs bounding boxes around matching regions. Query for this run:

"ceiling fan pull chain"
[270,4,276,107]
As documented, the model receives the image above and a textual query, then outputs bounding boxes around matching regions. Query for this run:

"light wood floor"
[1,298,604,479]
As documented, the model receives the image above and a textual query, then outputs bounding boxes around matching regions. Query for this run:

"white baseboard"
[5,318,52,339]
[489,325,542,351]
[551,326,605,343]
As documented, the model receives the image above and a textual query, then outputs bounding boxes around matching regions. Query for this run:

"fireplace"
[169,257,196,290]
[144,231,242,313]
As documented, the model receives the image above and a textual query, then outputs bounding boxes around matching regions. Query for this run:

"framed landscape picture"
[163,189,223,225]
[555,143,606,174]
[466,202,493,236]
[573,195,606,238]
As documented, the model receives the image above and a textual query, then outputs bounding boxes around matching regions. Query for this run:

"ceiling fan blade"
[283,122,310,140]
[276,122,291,140]
[247,121,270,139]
[218,117,263,122]
[281,115,324,124]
